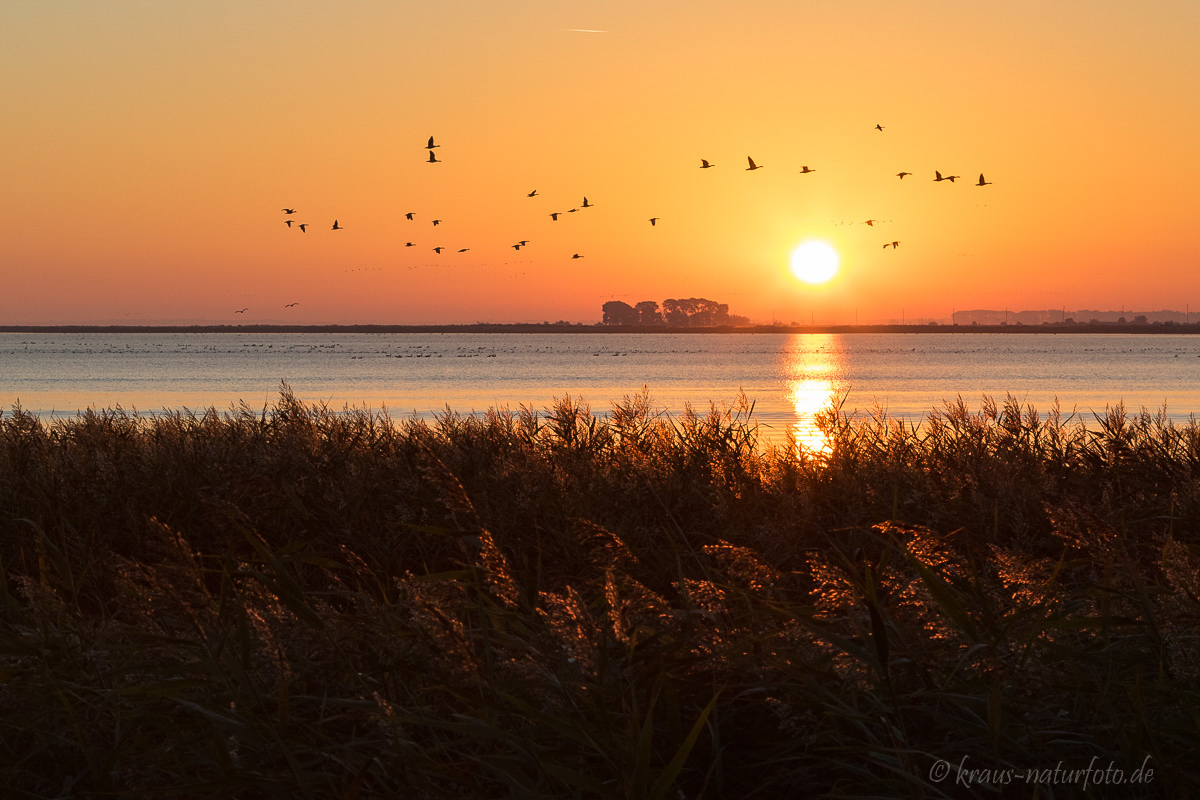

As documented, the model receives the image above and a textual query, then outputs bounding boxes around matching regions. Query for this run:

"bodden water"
[4,332,1200,448]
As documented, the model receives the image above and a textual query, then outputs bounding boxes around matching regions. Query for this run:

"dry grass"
[0,386,1197,797]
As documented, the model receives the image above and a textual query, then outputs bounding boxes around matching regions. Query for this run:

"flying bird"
[517,240,529,246]
[700,159,715,168]
[875,124,885,132]
[432,219,441,226]
[405,242,415,247]
[284,220,293,228]
[581,197,592,208]
[457,248,470,253]
[571,253,584,259]
[331,220,342,230]
[235,308,248,314]
[527,190,538,197]
[426,136,439,149]
[896,172,912,179]
[427,151,440,163]
[934,171,958,182]
[883,241,901,249]
[285,302,299,308]
[550,212,561,220]
[433,246,445,254]
[405,212,415,220]
[512,243,522,250]
[976,173,992,186]
[746,156,763,171]
[567,208,579,213]
[799,165,816,174]
[298,223,307,233]
[864,219,877,226]
[281,208,295,214]
[649,217,659,226]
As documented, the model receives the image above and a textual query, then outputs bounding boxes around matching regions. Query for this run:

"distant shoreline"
[2,323,1200,335]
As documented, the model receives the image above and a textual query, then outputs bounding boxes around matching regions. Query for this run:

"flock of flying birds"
[242,128,993,315]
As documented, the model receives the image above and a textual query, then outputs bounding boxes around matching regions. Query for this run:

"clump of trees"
[601,298,750,327]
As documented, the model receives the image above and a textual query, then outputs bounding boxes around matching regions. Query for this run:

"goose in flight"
[883,241,901,249]
[700,159,715,168]
[331,220,342,230]
[934,171,959,182]
[550,212,561,220]
[896,172,912,179]
[581,197,592,208]
[512,243,522,250]
[799,165,815,174]
[235,307,248,314]
[746,156,763,171]
[432,219,441,226]
[433,246,445,254]
[457,248,470,253]
[298,223,308,233]
[426,136,439,149]
[284,220,293,228]
[281,208,296,214]
[976,173,992,186]
[864,219,877,226]
[405,212,415,220]
[649,217,659,226]
[405,242,415,247]
[527,190,538,197]
[875,124,885,132]
[427,150,440,163]
[571,253,584,259]
[517,240,529,246]
[285,302,299,308]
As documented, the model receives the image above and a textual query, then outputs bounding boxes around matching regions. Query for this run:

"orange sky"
[4,1,1198,325]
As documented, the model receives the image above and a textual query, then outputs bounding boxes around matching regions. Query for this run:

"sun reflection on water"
[784,334,844,455]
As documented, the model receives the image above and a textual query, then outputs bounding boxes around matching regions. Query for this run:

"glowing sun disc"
[791,241,840,284]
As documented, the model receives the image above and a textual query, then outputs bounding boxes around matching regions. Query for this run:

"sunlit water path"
[4,332,1200,450]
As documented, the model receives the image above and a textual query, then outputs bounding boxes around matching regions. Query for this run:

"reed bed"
[0,387,1197,798]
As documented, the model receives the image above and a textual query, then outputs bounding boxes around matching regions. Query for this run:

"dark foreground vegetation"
[2,388,1198,798]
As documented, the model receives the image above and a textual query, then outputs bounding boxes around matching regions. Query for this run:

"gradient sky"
[4,1,1198,325]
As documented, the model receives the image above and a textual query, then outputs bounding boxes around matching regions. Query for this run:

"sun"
[791,241,840,284]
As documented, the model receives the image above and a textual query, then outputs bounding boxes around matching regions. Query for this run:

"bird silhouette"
[405,212,415,220]
[875,124,885,132]
[457,248,469,253]
[864,219,877,226]
[581,197,592,208]
[405,242,415,247]
[945,174,960,182]
[567,208,579,213]
[284,220,293,228]
[896,172,912,179]
[934,171,959,182]
[517,240,529,246]
[746,156,763,171]
[883,241,901,249]
[281,208,296,214]
[331,220,342,230]
[700,159,715,168]
[298,223,307,233]
[799,166,816,174]
[571,253,584,259]
[433,247,445,254]
[976,173,992,186]
[512,243,522,250]
[235,308,248,314]
[649,217,659,226]
[427,150,440,163]
[426,136,439,149]
[432,219,441,226]
[285,302,299,308]
[550,212,561,220]
[527,190,538,197]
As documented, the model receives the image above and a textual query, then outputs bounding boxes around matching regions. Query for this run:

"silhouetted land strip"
[0,390,1196,795]
[4,322,1200,334]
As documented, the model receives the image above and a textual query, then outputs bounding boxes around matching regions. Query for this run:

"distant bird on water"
[746,156,763,171]
[425,136,439,149]
[331,220,342,230]
[799,165,816,174]
[976,173,992,186]
[298,223,307,233]
[427,150,440,163]
[700,159,715,168]
[281,208,296,214]
[896,171,912,179]
[649,217,659,226]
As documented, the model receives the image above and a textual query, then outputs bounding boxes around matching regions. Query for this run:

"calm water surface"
[4,332,1200,448]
